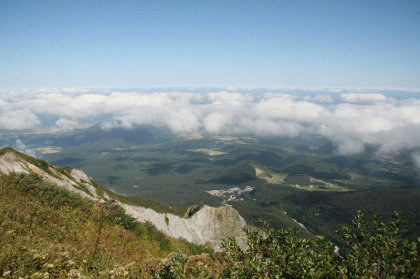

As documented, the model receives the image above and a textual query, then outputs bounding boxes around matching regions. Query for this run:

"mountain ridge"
[0,147,247,251]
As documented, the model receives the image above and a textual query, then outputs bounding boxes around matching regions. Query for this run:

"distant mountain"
[51,124,176,147]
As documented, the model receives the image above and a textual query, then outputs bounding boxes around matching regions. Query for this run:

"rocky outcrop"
[0,149,99,200]
[0,148,247,251]
[184,205,201,218]
[0,151,29,174]
[119,202,247,251]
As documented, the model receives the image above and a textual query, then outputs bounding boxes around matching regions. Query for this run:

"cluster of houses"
[206,186,253,203]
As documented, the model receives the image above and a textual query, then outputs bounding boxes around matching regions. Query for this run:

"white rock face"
[0,151,29,174]
[0,150,248,251]
[2,152,96,200]
[70,168,99,198]
[118,202,247,251]
[70,168,90,183]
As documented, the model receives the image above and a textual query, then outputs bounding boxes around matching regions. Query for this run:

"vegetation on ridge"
[0,172,217,278]
[1,147,188,218]
[222,213,419,278]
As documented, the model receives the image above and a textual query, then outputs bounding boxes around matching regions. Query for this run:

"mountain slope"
[0,171,165,277]
[0,147,247,251]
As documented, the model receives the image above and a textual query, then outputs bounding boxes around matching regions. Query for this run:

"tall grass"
[0,172,214,277]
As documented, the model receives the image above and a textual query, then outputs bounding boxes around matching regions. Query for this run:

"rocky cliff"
[0,148,247,251]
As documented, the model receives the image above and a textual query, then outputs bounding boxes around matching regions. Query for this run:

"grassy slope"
[2,147,191,217]
[0,172,217,278]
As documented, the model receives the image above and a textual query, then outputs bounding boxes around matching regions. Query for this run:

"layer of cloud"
[413,152,420,171]
[1,88,420,157]
[0,109,40,130]
[14,139,37,157]
[341,93,389,103]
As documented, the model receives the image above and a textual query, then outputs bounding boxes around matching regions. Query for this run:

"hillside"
[0,171,229,277]
[0,147,247,252]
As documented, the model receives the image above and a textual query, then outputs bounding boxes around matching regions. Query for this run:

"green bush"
[221,221,341,278]
[220,211,419,278]
[338,211,420,278]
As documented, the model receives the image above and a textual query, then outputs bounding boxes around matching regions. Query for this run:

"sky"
[1,1,420,169]
[1,0,420,89]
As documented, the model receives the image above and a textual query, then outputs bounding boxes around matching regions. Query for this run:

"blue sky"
[1,0,419,89]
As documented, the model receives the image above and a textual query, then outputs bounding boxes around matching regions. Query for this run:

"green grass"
[0,172,215,277]
[188,148,228,156]
[251,162,287,183]
[292,176,351,192]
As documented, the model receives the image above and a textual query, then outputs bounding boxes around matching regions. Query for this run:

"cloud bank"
[1,88,420,156]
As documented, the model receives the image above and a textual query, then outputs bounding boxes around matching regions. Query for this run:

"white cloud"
[341,93,389,103]
[2,88,420,162]
[52,118,79,133]
[207,91,253,105]
[238,118,305,137]
[0,109,40,130]
[314,101,420,154]
[14,139,37,157]
[167,108,202,133]
[375,125,420,153]
[203,112,233,133]
[303,94,334,103]
[253,96,324,123]
[413,152,420,171]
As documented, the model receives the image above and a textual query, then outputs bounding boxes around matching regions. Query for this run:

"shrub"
[338,211,420,278]
[220,211,420,278]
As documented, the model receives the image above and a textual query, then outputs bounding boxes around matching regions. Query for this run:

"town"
[206,186,254,204]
